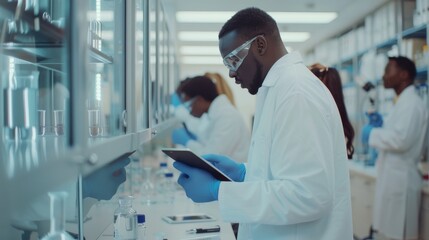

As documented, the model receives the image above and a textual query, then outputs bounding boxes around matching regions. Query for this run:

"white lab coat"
[186,94,250,163]
[369,86,428,239]
[174,105,210,140]
[218,52,353,240]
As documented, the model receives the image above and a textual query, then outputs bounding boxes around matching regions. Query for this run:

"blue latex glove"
[173,161,220,203]
[202,154,246,182]
[171,93,182,107]
[172,127,193,146]
[361,124,374,145]
[83,157,130,200]
[366,112,383,127]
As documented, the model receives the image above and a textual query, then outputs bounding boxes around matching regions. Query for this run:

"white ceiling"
[164,0,390,63]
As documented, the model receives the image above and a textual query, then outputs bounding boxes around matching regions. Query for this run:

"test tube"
[38,110,46,136]
[88,109,101,137]
[54,110,64,136]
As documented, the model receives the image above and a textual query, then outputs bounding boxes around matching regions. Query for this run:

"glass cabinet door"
[0,1,79,238]
[135,0,148,131]
[85,0,125,140]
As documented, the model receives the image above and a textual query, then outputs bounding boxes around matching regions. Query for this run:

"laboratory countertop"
[81,191,235,240]
[348,161,429,195]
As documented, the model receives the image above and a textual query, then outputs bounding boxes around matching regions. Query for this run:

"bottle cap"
[137,214,146,224]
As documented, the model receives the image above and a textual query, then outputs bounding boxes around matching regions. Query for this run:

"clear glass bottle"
[114,196,137,240]
[155,162,169,183]
[137,214,146,240]
[159,172,175,204]
[140,166,156,205]
[40,192,74,240]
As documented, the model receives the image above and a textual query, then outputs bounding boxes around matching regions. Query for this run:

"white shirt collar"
[262,51,304,87]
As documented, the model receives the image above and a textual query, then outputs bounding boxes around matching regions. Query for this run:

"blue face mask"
[183,97,196,111]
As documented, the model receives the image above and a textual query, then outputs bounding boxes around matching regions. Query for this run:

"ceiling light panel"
[179,31,310,42]
[182,56,223,65]
[180,46,220,55]
[176,11,337,24]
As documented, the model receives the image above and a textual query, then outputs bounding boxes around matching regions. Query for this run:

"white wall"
[179,64,256,129]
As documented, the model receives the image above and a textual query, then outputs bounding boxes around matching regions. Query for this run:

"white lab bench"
[81,191,235,240]
[348,160,429,239]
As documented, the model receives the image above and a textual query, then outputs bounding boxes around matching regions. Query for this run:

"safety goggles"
[182,97,197,111]
[223,35,262,72]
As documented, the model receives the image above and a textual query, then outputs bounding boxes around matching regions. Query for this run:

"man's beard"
[248,60,264,95]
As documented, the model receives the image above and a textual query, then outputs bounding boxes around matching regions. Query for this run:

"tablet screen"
[161,148,232,181]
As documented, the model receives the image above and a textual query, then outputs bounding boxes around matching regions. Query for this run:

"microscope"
[361,81,379,166]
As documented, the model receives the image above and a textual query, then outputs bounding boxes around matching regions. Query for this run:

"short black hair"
[218,7,279,39]
[388,56,416,81]
[180,76,218,102]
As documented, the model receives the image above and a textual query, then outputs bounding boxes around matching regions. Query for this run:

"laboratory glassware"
[114,196,137,240]
[3,71,39,140]
[140,166,156,205]
[53,110,64,136]
[137,214,146,239]
[88,109,102,137]
[40,192,74,240]
[38,110,46,136]
[158,172,175,204]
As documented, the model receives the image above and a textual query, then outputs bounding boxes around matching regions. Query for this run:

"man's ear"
[399,69,409,81]
[256,36,267,55]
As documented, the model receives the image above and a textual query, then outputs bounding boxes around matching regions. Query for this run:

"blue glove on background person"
[361,124,374,145]
[83,157,130,200]
[173,161,220,203]
[172,127,196,146]
[366,112,383,127]
[203,154,246,182]
[171,93,182,107]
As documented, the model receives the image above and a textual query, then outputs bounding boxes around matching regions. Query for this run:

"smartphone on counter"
[162,214,215,224]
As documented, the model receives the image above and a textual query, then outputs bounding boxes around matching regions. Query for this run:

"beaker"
[38,110,46,136]
[88,109,102,137]
[53,110,64,136]
[3,71,39,140]
[140,167,156,205]
[40,192,74,240]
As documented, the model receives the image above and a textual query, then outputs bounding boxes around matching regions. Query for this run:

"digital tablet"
[162,214,215,224]
[161,148,233,181]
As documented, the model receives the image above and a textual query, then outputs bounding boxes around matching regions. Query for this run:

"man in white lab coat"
[171,75,250,163]
[363,56,428,240]
[173,7,353,240]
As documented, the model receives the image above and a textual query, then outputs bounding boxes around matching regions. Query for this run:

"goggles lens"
[223,35,262,72]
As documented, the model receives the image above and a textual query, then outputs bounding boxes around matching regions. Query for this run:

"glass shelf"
[402,24,427,39]
[375,38,398,50]
[1,43,113,72]
[0,2,64,43]
[88,46,114,64]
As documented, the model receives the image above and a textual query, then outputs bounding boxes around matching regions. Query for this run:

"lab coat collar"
[262,51,303,88]
[396,85,416,104]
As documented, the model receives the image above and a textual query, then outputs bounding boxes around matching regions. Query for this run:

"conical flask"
[40,192,74,240]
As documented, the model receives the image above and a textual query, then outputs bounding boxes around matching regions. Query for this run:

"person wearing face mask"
[172,7,353,240]
[171,75,250,163]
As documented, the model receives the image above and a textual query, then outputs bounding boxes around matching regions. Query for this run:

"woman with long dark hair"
[310,63,355,159]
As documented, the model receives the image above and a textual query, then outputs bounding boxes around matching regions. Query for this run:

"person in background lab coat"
[171,75,250,163]
[309,63,355,159]
[204,72,236,106]
[173,8,353,240]
[362,56,428,240]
